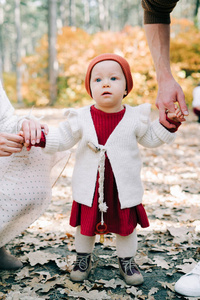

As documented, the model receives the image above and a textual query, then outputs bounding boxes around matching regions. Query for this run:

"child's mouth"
[102,92,111,95]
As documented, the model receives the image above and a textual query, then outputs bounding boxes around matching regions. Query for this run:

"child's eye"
[96,78,101,82]
[111,77,117,81]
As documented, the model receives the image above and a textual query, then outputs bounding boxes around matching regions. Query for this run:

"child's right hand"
[18,129,46,150]
[166,104,186,123]
[21,120,48,150]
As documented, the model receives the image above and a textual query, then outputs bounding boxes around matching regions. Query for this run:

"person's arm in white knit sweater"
[0,82,19,134]
[0,81,48,154]
[40,108,81,154]
[0,81,24,156]
[136,103,183,148]
[43,121,81,154]
[137,118,175,148]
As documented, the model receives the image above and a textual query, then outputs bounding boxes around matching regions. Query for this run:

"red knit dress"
[70,105,149,236]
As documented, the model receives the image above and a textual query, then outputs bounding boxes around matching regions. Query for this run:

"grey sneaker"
[70,253,92,282]
[118,256,144,286]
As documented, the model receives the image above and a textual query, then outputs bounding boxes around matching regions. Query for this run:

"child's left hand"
[21,120,48,151]
[166,104,186,123]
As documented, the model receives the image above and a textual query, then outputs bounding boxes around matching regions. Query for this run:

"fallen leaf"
[176,261,197,274]
[97,278,117,289]
[153,256,170,270]
[55,257,74,272]
[34,271,53,283]
[148,287,159,296]
[6,288,45,300]
[83,280,103,291]
[158,281,175,292]
[126,286,143,297]
[98,278,127,289]
[167,226,192,237]
[15,267,30,280]
[68,289,111,299]
[26,251,61,266]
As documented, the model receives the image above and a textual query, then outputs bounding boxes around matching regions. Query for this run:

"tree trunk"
[194,0,200,27]
[15,0,23,104]
[194,0,200,16]
[83,0,90,30]
[98,0,108,31]
[58,0,70,28]
[48,0,58,106]
[69,0,76,27]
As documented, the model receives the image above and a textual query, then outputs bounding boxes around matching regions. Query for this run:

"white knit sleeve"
[0,81,19,133]
[43,108,81,154]
[136,103,176,147]
[0,81,42,133]
[135,103,151,137]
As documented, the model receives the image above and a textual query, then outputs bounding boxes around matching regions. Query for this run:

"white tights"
[75,226,138,258]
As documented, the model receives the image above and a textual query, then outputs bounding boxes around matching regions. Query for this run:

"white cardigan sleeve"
[0,81,20,133]
[0,81,41,133]
[135,103,176,147]
[44,108,81,154]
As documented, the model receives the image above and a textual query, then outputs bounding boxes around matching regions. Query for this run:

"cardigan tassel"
[87,142,108,225]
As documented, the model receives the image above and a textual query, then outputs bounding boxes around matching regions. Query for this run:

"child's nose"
[102,80,110,88]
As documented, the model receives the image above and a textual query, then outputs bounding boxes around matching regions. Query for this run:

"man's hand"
[156,77,188,128]
[22,120,48,150]
[0,132,23,157]
[144,24,189,128]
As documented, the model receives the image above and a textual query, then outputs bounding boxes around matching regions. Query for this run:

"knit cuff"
[43,127,60,154]
[151,118,176,144]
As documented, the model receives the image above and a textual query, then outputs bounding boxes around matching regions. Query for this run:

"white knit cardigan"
[0,81,24,133]
[44,103,176,209]
[0,81,42,133]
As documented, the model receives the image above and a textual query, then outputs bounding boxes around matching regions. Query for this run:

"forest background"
[1,0,200,109]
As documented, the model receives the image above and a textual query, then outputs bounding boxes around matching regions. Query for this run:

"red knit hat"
[85,53,133,98]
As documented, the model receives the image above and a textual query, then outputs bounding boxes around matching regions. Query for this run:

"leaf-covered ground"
[0,107,200,300]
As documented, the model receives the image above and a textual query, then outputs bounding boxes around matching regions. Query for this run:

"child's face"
[90,60,127,113]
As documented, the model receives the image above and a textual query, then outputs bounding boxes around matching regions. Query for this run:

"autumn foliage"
[5,19,200,107]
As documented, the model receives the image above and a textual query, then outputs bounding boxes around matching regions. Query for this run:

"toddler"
[42,53,184,285]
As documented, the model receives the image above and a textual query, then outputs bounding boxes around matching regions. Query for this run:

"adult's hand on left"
[0,132,23,156]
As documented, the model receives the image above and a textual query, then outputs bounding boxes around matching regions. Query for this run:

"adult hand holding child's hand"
[0,132,23,157]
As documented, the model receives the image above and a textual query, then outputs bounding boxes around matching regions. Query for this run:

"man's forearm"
[144,23,173,84]
[144,22,188,123]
